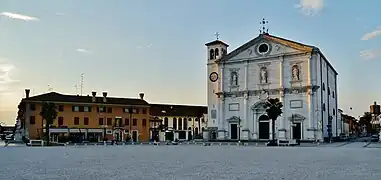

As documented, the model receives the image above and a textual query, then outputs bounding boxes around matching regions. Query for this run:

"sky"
[0,0,380,125]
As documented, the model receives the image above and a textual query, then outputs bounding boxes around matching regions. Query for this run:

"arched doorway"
[113,129,123,141]
[258,115,270,139]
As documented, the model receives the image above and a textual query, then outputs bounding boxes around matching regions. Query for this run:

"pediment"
[223,34,315,62]
[227,116,241,123]
[288,114,306,122]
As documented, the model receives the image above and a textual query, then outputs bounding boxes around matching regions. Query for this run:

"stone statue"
[292,65,300,81]
[231,72,238,86]
[260,67,268,83]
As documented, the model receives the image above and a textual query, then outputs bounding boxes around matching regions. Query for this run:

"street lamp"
[129,107,133,143]
[238,117,242,144]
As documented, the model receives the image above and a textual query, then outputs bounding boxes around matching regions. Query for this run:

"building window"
[99,118,104,125]
[58,105,64,112]
[178,118,182,130]
[164,117,168,127]
[123,108,130,113]
[215,48,219,58]
[328,87,331,95]
[173,118,177,130]
[84,117,89,125]
[84,106,91,112]
[142,119,147,126]
[142,108,147,114]
[58,117,63,126]
[132,108,137,113]
[322,83,325,91]
[195,118,199,121]
[332,91,335,98]
[209,49,214,60]
[98,107,106,112]
[132,119,137,126]
[29,116,35,124]
[30,104,36,111]
[72,106,79,112]
[323,103,326,111]
[107,107,112,113]
[201,118,205,123]
[107,118,112,125]
[333,109,336,115]
[74,117,79,125]
[125,118,129,125]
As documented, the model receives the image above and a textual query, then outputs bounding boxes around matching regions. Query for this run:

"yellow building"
[150,104,207,141]
[21,89,150,142]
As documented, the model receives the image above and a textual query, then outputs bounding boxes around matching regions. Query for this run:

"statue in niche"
[292,65,300,81]
[231,72,238,86]
[260,67,268,84]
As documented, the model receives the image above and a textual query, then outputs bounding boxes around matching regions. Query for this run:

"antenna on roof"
[74,84,79,95]
[80,73,84,96]
[259,18,269,34]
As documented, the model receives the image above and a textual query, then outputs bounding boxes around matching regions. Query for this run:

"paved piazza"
[1,144,381,180]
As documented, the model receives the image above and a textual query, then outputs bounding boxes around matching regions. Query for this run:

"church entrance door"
[258,115,270,140]
[292,123,301,140]
[230,124,238,140]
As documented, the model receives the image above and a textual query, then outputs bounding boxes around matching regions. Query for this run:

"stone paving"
[1,145,381,180]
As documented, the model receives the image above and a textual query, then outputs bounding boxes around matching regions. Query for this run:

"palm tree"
[39,102,58,146]
[263,98,283,145]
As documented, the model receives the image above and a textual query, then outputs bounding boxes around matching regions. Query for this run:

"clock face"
[209,72,218,82]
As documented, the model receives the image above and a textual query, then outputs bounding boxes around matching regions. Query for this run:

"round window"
[258,43,269,53]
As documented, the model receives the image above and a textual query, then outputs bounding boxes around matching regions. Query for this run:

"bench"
[277,139,297,146]
[29,140,44,146]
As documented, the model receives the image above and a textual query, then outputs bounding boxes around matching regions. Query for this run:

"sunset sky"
[1,0,381,125]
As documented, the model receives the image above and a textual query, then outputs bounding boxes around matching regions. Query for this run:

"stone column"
[278,56,286,139]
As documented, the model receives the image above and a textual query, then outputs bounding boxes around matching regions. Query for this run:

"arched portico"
[113,129,123,141]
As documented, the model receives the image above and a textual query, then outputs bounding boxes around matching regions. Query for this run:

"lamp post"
[129,107,133,143]
[238,117,241,144]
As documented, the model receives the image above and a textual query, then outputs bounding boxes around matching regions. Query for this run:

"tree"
[39,102,58,146]
[359,112,375,134]
[263,98,283,144]
[17,101,26,131]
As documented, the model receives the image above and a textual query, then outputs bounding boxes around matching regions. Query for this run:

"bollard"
[188,142,190,145]
[211,143,214,146]
[104,141,106,146]
[140,143,143,145]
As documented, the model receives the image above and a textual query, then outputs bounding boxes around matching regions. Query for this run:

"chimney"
[25,89,30,98]
[92,91,96,102]
[102,92,107,102]
[139,93,144,100]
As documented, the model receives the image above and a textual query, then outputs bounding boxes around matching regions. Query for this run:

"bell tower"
[205,32,229,131]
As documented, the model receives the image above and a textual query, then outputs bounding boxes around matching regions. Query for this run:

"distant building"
[19,89,150,142]
[150,104,207,141]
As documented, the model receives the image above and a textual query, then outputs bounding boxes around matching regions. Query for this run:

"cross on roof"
[214,32,220,40]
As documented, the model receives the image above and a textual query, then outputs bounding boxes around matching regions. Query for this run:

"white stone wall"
[206,36,338,142]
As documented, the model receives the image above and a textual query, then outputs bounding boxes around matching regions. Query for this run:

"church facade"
[206,33,338,142]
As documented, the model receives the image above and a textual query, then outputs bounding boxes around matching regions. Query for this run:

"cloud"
[0,12,39,21]
[295,0,324,16]
[76,48,93,54]
[136,44,153,49]
[55,12,66,16]
[0,60,19,95]
[360,48,381,60]
[361,27,381,40]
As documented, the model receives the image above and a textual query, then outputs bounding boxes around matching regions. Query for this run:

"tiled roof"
[150,104,207,117]
[23,92,149,106]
